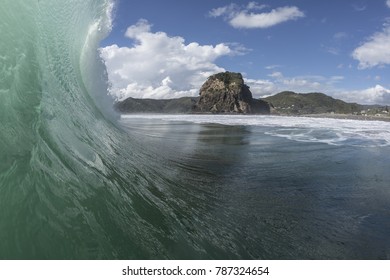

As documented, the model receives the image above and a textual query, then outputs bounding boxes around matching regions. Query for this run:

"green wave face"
[1,1,218,260]
[0,0,114,171]
[0,0,132,259]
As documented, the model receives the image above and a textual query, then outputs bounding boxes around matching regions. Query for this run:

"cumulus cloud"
[387,0,390,8]
[209,3,304,29]
[125,18,151,37]
[352,25,390,68]
[258,72,390,105]
[259,70,390,105]
[268,71,283,78]
[338,85,390,105]
[245,71,348,98]
[246,78,277,96]
[100,19,235,100]
[254,70,390,105]
[268,72,336,94]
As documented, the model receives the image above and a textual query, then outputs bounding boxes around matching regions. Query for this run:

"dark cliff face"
[196,72,270,114]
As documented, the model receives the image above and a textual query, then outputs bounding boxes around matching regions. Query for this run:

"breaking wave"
[1,0,389,260]
[0,0,162,259]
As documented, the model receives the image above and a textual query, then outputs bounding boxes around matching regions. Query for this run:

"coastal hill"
[115,96,198,114]
[114,72,389,117]
[264,91,362,115]
[264,91,389,117]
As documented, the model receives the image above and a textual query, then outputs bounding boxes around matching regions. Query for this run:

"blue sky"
[100,0,390,104]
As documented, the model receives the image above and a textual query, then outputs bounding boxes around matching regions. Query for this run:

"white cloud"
[282,78,321,90]
[246,2,267,10]
[265,64,282,70]
[246,78,277,96]
[246,69,389,106]
[209,3,304,29]
[338,85,390,105]
[333,32,348,40]
[267,73,390,105]
[246,71,347,98]
[100,19,235,100]
[352,26,390,68]
[271,72,333,93]
[224,42,252,55]
[209,4,237,18]
[387,0,390,8]
[231,6,304,29]
[268,71,283,78]
[241,71,389,106]
[125,18,151,38]
[330,76,345,82]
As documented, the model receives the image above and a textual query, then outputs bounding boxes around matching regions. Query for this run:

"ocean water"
[119,115,390,260]
[1,0,390,260]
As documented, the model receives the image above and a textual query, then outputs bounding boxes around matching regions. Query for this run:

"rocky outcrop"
[196,72,270,114]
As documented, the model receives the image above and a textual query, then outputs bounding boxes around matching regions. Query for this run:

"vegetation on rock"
[114,97,198,114]
[196,72,270,114]
[264,91,362,115]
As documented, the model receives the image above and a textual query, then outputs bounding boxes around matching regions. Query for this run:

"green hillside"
[114,97,198,114]
[263,91,362,115]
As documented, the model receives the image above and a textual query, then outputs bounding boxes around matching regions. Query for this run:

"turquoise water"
[1,0,390,259]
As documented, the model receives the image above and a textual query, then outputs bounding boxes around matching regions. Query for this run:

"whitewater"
[1,0,390,259]
[122,114,390,147]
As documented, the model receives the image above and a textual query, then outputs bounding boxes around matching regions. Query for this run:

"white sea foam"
[122,114,390,147]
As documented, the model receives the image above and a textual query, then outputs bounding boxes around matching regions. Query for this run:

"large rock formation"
[196,72,270,114]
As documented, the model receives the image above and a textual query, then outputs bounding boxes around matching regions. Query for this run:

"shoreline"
[120,112,390,122]
[297,113,390,122]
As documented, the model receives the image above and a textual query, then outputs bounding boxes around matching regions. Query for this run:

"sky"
[100,0,390,105]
